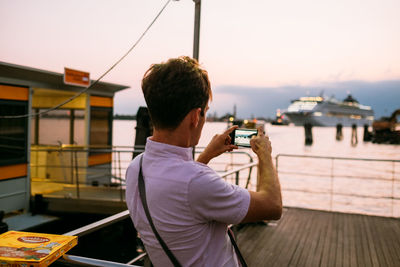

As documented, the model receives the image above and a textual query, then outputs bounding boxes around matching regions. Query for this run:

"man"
[126,56,282,266]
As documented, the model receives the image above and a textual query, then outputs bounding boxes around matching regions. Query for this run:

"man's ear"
[190,108,202,127]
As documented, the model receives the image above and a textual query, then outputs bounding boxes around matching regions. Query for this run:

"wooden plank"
[379,216,400,266]
[347,213,358,267]
[378,216,396,266]
[253,208,297,266]
[362,215,381,267]
[335,211,345,267]
[341,214,351,267]
[299,209,320,266]
[239,223,273,258]
[239,224,269,264]
[270,208,310,267]
[258,210,295,266]
[368,215,391,266]
[356,214,372,266]
[321,213,336,266]
[304,209,330,266]
[320,211,334,267]
[236,221,280,265]
[236,208,400,267]
[286,209,317,266]
[385,218,400,263]
[330,212,338,267]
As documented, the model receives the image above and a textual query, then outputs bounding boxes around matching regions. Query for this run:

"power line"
[0,0,172,119]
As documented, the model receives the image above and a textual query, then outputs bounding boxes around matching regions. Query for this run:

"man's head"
[142,56,211,130]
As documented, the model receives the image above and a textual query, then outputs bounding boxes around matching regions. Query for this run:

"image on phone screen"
[231,129,257,147]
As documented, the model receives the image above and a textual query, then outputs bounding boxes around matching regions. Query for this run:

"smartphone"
[230,128,258,147]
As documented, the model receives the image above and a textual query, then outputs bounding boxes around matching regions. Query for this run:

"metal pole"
[192,0,201,159]
[74,150,80,198]
[70,109,75,144]
[193,0,201,61]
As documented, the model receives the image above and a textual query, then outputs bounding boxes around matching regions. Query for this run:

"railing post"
[330,158,334,211]
[74,150,80,198]
[392,161,395,217]
[112,148,116,182]
[245,166,253,189]
[235,171,239,186]
[70,150,74,184]
[275,155,279,174]
[118,151,123,201]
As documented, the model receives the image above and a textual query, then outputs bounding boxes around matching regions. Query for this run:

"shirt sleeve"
[187,166,250,224]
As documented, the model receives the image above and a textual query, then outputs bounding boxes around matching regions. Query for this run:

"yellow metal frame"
[32,88,86,109]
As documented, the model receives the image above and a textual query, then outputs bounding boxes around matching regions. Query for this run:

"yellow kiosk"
[0,62,129,221]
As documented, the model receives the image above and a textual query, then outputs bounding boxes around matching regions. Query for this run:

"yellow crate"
[0,231,77,267]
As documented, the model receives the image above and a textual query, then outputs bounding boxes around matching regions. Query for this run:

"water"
[113,120,400,217]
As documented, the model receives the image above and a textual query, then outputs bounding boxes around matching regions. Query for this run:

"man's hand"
[250,126,272,160]
[197,125,238,164]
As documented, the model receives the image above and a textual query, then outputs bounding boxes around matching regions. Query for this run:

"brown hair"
[141,56,212,129]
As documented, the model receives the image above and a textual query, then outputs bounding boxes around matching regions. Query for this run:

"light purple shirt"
[125,138,250,267]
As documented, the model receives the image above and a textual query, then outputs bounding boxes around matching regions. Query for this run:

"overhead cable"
[0,0,172,119]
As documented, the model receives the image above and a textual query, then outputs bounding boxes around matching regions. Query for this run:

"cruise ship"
[284,94,374,127]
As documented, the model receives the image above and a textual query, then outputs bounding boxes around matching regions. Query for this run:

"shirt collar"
[145,137,193,161]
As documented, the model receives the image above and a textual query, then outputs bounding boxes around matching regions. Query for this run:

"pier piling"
[363,124,372,141]
[133,107,153,159]
[336,124,343,141]
[304,123,313,145]
[351,124,358,146]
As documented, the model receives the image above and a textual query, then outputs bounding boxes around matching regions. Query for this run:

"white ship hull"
[283,95,374,127]
[284,112,373,127]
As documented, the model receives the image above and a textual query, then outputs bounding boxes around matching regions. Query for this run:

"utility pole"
[192,0,201,159]
[193,0,201,60]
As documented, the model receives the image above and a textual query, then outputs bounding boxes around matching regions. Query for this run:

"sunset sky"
[1,0,399,118]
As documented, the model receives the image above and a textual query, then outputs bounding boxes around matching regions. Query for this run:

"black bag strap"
[138,155,182,267]
[138,154,247,267]
[227,228,248,267]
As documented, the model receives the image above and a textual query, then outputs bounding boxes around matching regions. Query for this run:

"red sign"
[64,67,90,87]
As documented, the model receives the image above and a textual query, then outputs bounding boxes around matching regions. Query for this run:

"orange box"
[0,231,77,267]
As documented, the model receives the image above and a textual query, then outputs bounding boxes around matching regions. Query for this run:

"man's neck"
[151,127,192,148]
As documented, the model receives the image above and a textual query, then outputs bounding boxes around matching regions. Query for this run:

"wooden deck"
[236,208,400,267]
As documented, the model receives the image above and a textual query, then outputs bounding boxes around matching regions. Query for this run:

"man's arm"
[241,127,282,223]
[197,126,238,164]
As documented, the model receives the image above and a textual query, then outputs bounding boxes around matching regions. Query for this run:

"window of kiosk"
[89,107,112,153]
[31,109,85,146]
[0,99,28,166]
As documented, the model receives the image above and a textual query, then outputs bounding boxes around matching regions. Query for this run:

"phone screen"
[230,128,258,147]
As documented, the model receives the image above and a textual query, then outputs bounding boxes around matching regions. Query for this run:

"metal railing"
[275,154,400,218]
[30,146,134,201]
[59,210,140,266]
[29,145,254,202]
